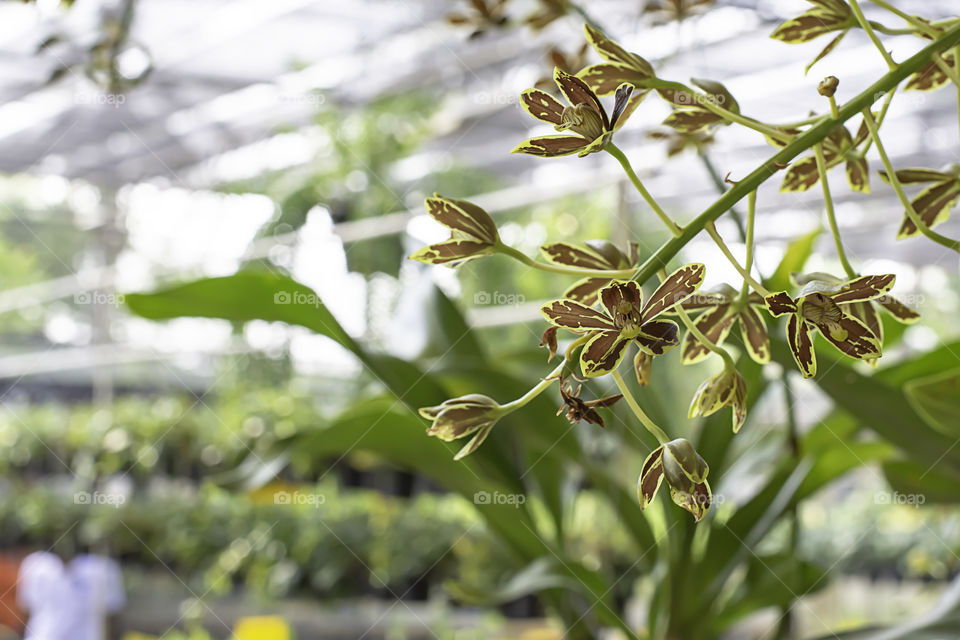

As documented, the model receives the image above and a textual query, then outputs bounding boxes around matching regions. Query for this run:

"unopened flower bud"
[419,394,502,459]
[689,367,747,432]
[818,76,839,98]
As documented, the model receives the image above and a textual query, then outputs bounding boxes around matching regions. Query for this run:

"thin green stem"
[651,79,793,144]
[776,113,828,128]
[850,0,897,70]
[858,86,897,155]
[774,372,801,640]
[629,21,960,285]
[673,304,735,369]
[869,0,940,37]
[739,190,758,300]
[827,95,840,119]
[705,222,771,297]
[860,109,960,253]
[497,243,634,277]
[606,143,684,237]
[500,362,565,412]
[611,369,670,444]
[813,143,857,278]
[956,45,960,135]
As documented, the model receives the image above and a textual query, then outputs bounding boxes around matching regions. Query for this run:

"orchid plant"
[414,2,960,524]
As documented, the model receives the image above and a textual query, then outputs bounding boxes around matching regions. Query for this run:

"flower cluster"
[407,17,933,525]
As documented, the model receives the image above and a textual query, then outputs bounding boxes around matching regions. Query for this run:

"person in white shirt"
[17,551,125,640]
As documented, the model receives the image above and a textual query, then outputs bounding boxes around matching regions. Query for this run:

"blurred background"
[0,0,959,638]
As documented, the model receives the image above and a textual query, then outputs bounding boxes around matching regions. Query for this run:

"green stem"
[606,143,684,237]
[739,190,758,300]
[860,109,960,253]
[500,362,565,412]
[956,45,960,135]
[497,243,634,277]
[774,372,801,640]
[827,95,840,119]
[813,143,857,278]
[705,222,771,297]
[673,304,735,369]
[869,0,940,37]
[651,79,793,144]
[849,0,897,70]
[858,86,897,155]
[611,369,670,444]
[629,21,960,285]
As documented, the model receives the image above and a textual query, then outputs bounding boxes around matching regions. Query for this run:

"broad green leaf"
[771,339,960,476]
[424,286,486,363]
[125,271,356,351]
[904,368,960,436]
[883,460,960,504]
[446,558,578,604]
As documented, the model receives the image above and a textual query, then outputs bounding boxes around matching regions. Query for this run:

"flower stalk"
[705,222,771,297]
[606,142,684,237]
[629,20,960,285]
[849,0,897,70]
[611,368,670,444]
[813,142,857,278]
[496,242,635,277]
[860,109,960,253]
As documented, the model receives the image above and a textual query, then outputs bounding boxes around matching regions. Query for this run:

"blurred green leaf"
[766,228,820,292]
[904,368,960,436]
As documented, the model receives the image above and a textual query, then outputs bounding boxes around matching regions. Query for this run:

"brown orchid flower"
[791,272,920,366]
[674,283,770,365]
[780,121,869,193]
[577,25,656,97]
[765,274,896,378]
[541,264,705,378]
[642,0,715,25]
[446,0,509,38]
[639,438,712,521]
[409,194,499,267]
[656,78,741,134]
[878,165,960,239]
[647,127,715,157]
[513,69,637,158]
[540,239,640,306]
[557,379,622,427]
[535,43,590,92]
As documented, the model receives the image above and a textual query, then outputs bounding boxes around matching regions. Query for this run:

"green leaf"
[771,339,960,476]
[447,558,577,605]
[904,368,960,436]
[766,228,821,292]
[883,460,960,504]
[125,271,356,351]
[424,286,486,363]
